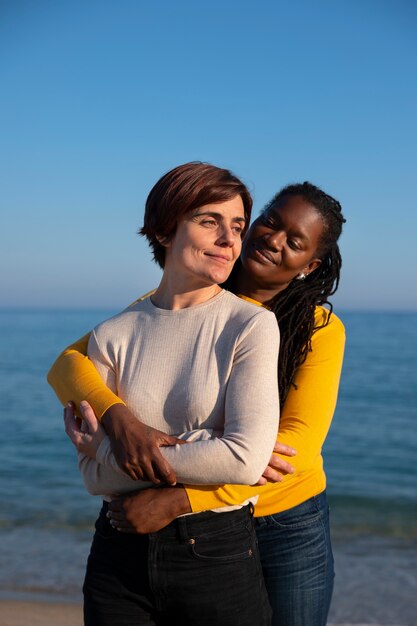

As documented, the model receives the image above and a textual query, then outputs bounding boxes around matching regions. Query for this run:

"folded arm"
[80,313,280,497]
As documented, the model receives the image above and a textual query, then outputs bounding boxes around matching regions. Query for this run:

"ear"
[303,257,322,278]
[155,233,171,248]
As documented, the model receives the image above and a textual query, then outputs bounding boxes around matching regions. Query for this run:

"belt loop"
[176,516,189,542]
[248,502,255,517]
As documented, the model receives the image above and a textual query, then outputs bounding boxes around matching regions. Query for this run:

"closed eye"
[261,215,277,229]
[288,239,302,250]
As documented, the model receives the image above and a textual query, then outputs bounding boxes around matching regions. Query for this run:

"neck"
[152,274,222,310]
[234,268,286,307]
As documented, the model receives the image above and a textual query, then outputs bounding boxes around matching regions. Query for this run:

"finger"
[253,476,267,486]
[63,403,75,429]
[262,466,284,483]
[160,435,188,446]
[107,510,126,522]
[108,499,123,513]
[72,432,94,452]
[151,453,177,486]
[118,459,144,481]
[109,518,132,529]
[64,405,83,443]
[79,401,100,433]
[138,456,160,485]
[64,406,79,430]
[123,465,144,481]
[269,456,295,474]
[273,442,297,456]
[130,468,146,481]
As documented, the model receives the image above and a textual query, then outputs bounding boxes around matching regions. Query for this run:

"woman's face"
[240,195,324,293]
[164,195,246,287]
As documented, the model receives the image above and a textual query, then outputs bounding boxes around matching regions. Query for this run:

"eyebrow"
[194,211,246,224]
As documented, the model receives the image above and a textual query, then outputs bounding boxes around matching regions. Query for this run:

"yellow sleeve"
[185,308,346,512]
[47,332,125,419]
[47,291,155,419]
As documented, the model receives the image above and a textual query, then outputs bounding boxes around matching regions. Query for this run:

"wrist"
[102,403,139,436]
[171,485,192,516]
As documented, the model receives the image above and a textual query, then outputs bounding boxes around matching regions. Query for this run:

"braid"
[270,245,342,405]
[255,182,345,407]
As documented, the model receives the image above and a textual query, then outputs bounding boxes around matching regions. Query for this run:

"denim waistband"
[101,501,253,540]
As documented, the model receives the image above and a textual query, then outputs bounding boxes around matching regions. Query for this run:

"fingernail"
[106,511,111,518]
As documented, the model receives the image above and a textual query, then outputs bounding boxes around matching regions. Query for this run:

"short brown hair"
[139,162,252,267]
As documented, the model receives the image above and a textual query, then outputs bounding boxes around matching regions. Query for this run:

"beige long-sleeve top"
[78,290,280,500]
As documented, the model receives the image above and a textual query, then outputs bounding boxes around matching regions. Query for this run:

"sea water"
[0,309,416,624]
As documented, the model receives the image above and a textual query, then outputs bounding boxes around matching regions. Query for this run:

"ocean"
[0,309,416,625]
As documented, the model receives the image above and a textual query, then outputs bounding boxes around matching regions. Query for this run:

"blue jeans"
[83,503,271,625]
[255,490,334,626]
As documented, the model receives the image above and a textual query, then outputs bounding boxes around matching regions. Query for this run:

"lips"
[251,243,276,265]
[204,253,233,264]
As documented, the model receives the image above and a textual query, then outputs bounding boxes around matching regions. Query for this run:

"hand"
[102,404,186,485]
[63,401,105,459]
[107,486,191,534]
[255,441,297,486]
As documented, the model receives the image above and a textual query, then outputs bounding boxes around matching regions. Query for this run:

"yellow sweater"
[47,294,345,517]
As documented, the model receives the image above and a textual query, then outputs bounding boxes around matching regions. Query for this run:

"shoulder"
[314,306,345,336]
[310,306,345,355]
[93,299,149,342]
[220,292,279,345]
[124,289,156,310]
[223,290,276,322]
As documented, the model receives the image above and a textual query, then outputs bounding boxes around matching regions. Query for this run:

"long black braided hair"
[227,182,346,407]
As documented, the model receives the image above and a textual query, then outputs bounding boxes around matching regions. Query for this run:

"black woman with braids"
[49,181,346,626]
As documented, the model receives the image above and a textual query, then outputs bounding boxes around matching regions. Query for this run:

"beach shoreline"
[0,599,403,626]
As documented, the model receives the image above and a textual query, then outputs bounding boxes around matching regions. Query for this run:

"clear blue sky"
[1,0,416,310]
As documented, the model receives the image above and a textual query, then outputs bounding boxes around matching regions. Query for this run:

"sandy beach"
[0,600,404,626]
[0,600,82,626]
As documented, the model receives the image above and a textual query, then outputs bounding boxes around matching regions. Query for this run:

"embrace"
[48,161,346,626]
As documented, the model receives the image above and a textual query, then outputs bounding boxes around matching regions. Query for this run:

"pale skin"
[64,196,325,533]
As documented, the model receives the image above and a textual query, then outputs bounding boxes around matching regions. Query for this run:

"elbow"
[229,461,265,486]
[80,470,105,496]
[46,362,58,387]
[77,456,105,496]
[84,478,103,496]
[82,480,103,496]
[220,439,274,485]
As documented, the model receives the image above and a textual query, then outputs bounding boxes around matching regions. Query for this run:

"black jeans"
[83,503,271,626]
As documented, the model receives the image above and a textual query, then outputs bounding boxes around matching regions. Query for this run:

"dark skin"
[102,404,186,485]
[69,196,325,533]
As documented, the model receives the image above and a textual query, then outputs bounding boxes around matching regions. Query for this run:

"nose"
[265,229,285,251]
[217,223,236,247]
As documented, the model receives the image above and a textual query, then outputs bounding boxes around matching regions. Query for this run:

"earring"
[296,272,306,280]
